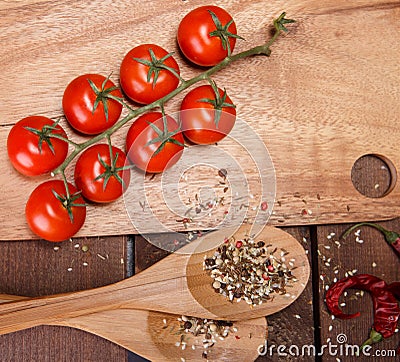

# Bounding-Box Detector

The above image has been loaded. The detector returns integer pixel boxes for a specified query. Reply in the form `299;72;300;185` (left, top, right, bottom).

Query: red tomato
126;112;184;173
25;180;86;242
62;74;123;135
177;6;239;66
74;144;131;203
120;44;180;105
7;116;69;176
180;84;236;144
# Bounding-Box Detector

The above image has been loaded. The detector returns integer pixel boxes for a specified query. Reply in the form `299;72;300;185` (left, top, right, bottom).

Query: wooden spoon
0;294;267;361
0;225;309;335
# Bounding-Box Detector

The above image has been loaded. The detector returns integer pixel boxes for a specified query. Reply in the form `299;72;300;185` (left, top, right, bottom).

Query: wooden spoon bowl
0;294;267;361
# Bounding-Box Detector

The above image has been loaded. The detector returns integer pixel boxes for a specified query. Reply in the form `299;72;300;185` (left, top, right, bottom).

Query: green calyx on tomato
198;79;236;127
133;49;181;88
208;10;244;56
24;119;65;155
145;113;185;156
51;187;87;223
87;74;123;122
94;151;130;190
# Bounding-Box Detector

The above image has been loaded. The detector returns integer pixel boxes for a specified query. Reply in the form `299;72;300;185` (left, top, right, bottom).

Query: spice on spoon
325;274;400;350
203;236;296;306
173;315;235;360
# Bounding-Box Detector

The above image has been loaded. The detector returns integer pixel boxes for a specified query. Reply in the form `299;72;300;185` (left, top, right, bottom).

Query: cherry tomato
25;180;86;242
177;6;239;66
120;44;180;105
74;144;131;203
126;112;184;173
62;74;123;135
180;84;236;144
7;116;69;176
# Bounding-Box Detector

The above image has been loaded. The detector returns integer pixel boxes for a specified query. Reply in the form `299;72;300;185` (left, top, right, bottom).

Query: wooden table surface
1;0;399;361
0;158;399;361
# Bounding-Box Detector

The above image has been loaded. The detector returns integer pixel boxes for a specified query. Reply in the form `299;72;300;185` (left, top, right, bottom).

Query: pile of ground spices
203;236;297;306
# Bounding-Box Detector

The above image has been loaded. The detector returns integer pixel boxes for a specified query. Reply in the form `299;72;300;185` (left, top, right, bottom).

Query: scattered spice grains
171;315;236;360
203;236;297;306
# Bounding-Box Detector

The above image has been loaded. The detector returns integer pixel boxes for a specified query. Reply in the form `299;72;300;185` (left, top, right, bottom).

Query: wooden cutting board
1;0;399;240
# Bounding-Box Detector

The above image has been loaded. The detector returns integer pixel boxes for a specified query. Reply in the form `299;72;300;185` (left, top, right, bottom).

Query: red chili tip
236;241;243;248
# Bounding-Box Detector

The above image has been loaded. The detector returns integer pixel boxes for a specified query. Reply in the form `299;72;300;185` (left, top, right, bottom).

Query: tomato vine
51;12;295;178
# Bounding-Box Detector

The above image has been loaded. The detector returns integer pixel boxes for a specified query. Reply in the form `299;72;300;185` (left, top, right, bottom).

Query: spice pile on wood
204;236;297;306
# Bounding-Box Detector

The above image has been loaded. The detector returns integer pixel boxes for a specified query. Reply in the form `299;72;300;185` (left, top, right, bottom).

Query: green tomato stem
51;12;292;176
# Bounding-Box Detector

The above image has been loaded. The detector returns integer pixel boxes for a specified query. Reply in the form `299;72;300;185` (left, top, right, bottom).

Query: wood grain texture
0;235;128;362
1;0;400;239
0;294;267;362
0;226;309;335
316;220;400;361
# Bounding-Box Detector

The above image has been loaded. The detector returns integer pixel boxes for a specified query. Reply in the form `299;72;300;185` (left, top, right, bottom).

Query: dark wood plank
317;220;400;361
0;236;128;362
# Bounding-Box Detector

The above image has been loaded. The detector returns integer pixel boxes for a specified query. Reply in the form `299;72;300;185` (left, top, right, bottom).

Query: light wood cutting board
1;0;399;240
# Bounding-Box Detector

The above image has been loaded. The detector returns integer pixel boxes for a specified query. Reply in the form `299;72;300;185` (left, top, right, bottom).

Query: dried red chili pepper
326;274;400;349
342;222;400;258
388;282;400;300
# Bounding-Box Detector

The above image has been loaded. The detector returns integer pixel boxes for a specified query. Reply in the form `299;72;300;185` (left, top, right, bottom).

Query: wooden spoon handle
0;286;124;334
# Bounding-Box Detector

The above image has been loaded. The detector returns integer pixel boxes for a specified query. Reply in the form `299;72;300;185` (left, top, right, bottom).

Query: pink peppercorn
267;265;274;272
261;201;268;211
236;240;243;248
262;273;270;281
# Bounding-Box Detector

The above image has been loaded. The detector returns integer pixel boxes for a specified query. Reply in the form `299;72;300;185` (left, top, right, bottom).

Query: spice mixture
203;236;297;305
170;315;236;360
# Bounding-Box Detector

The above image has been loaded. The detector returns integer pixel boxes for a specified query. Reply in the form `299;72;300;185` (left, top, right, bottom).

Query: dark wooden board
0;236;128;362
317;220;400;362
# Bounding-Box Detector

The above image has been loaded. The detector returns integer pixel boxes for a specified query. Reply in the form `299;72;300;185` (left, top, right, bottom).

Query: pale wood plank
1;0;399;240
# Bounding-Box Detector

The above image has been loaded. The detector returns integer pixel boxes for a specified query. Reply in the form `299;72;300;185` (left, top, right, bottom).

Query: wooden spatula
0;226;309;336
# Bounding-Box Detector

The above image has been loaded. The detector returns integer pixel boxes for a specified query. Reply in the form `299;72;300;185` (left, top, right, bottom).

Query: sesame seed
53;246;60;251
295;314;301;319
67;267;73;272
328;325;333;331
83;262;88;267
372;262;377;268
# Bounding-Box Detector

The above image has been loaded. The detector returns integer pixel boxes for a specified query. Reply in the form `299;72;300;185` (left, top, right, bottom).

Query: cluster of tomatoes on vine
7;6;242;242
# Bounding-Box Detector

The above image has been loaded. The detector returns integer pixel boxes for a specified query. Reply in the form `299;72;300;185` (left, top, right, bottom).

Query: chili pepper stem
342;222;400;245
50;12;294;176
359;329;383;353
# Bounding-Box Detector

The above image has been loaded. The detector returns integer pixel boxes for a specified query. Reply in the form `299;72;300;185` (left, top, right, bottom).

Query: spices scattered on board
203;236;297;306
171;315;236;360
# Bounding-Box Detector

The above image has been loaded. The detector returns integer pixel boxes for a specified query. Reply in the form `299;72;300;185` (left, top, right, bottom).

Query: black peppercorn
257;241;265;247
184;321;192;330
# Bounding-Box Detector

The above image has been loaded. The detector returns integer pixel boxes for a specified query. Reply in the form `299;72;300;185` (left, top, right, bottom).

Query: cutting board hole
351;154;396;198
